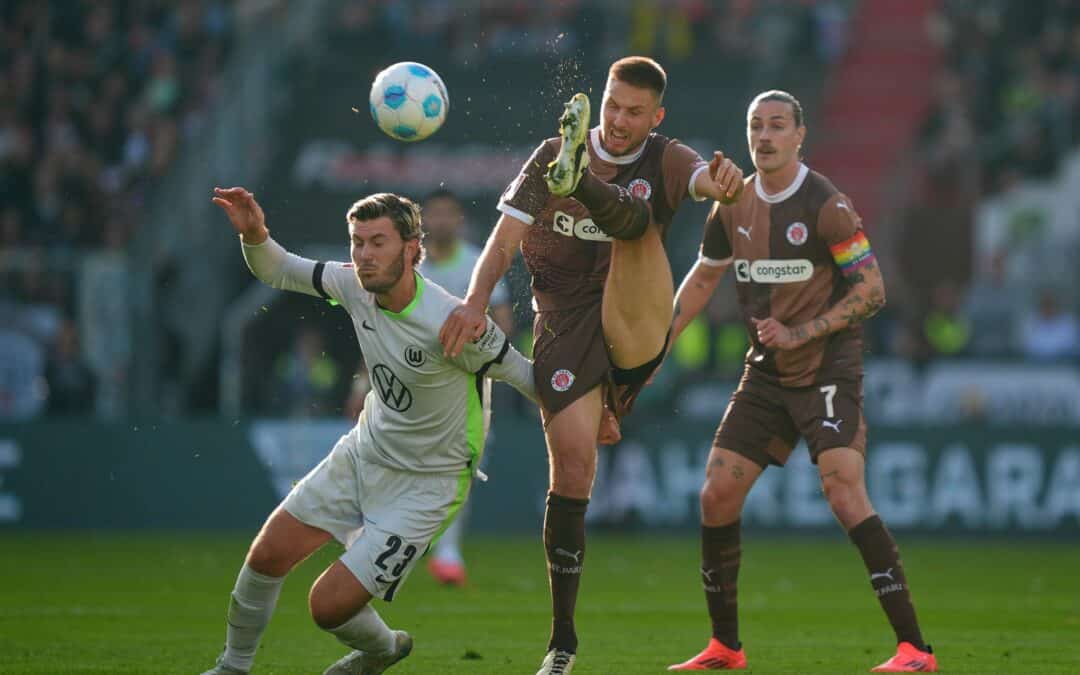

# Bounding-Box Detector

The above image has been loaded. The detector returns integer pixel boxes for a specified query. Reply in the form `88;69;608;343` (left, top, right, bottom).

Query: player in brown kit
439;57;744;674
663;90;937;672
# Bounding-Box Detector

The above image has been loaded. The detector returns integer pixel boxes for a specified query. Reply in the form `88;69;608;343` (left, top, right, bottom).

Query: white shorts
282;425;468;601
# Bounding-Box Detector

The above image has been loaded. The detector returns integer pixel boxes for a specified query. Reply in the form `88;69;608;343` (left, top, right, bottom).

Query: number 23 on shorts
373;534;418;601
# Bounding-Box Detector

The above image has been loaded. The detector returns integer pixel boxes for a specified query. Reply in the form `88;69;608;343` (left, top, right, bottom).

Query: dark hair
749;90;804;127
346;192;425;267
423;187;462;207
609;56;667;100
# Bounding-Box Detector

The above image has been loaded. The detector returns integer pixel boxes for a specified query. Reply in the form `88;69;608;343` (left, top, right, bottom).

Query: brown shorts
532;302;665;417
713;366;867;468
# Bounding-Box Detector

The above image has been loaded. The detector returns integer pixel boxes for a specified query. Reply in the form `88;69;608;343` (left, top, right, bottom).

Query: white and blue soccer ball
368;62;449;142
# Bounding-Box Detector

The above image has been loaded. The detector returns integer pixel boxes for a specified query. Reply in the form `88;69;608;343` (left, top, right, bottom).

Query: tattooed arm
645;257;731;385
754;260;886;351
672;258;730;343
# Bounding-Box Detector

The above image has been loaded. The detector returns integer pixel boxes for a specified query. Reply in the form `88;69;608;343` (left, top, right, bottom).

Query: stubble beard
357;248;408;295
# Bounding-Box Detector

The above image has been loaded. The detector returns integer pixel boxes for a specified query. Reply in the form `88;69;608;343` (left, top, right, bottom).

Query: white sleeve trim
241;235;321;298
496;201;535;225
486;342;538;403
687;164;710;202
698;254;732;268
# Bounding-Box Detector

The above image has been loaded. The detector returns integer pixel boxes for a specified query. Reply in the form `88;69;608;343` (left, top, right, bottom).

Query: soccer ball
369;62;449;142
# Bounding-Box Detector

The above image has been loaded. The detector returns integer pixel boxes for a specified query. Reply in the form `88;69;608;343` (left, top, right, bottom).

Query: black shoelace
550;650;573;674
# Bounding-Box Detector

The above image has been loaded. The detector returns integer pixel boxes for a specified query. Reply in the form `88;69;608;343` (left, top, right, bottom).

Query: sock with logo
222;563;285;671
701;520;741;650
325;604;397;655
544;491;589;653
570;171;651;240
849;515;927;651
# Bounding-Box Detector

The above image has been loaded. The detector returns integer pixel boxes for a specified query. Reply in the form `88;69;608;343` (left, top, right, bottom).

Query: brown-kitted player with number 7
662;91;937;673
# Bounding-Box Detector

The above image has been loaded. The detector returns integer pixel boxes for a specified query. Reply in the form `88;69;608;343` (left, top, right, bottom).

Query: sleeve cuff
698;254;732;267
240;234;272;248
496;201;535;225
687;164;710;202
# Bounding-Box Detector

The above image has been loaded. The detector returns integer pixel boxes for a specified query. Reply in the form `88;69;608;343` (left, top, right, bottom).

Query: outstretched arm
449;317;537;403
213;186;269;244
693;152;745;204
484;344;538;403
439;212;527;357
212;186;323;297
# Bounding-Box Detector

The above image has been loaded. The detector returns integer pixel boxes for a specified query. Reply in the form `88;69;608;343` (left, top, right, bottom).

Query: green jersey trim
428;379;483;549
380;272;425;320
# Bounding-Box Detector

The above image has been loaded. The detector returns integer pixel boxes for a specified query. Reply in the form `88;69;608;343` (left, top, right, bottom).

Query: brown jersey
498;128;708;312
701;164;866;387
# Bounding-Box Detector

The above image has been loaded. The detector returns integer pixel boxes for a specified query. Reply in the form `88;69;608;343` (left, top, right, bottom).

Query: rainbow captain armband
829;230;875;276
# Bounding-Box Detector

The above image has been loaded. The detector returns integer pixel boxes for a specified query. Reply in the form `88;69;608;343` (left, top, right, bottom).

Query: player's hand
439;300;487;357
708;151;744;204
597;406;622;446
212;186;268;244
751;317;808;351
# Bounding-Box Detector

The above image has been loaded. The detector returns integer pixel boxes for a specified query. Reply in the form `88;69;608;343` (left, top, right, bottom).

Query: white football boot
199;651;247;674
322;630;413;675
545;93;591;197
536;648;576;675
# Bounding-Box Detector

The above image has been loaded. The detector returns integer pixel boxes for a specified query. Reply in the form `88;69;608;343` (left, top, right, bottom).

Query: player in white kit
203;187;536;675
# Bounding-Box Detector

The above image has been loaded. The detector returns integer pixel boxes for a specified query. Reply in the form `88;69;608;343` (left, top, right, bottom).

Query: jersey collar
591;127;648;165
754;162;809;204
379;271;425;319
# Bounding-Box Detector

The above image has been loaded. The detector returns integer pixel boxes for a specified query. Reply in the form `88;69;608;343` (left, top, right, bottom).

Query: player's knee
245;539;291;578
550;449;596;497
309;582;357;630
551;471;593;498
822;477;870;525
822;475;845;505
700;478;742;522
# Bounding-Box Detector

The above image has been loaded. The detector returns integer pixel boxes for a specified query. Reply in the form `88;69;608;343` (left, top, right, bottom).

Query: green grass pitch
0;532;1077;673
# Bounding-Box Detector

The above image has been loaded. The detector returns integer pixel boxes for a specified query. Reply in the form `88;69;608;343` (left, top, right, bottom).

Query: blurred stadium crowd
1;0;1077;421
335;0;851;65
1;0;233;417
892;0;1080;361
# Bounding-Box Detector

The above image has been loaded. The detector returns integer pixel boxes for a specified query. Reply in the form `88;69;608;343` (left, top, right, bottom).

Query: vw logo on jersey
551;369;575;392
628;178;652;200
786;221;809;246
403;345;426;367
372;364;412;412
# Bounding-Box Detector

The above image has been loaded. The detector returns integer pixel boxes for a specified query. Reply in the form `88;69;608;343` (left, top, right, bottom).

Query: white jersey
420;241;509;307
242;237;535;476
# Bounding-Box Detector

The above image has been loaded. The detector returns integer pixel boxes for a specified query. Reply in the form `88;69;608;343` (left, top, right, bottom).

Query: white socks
222;563;285;671
220;563;394;670
326;604;396;654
